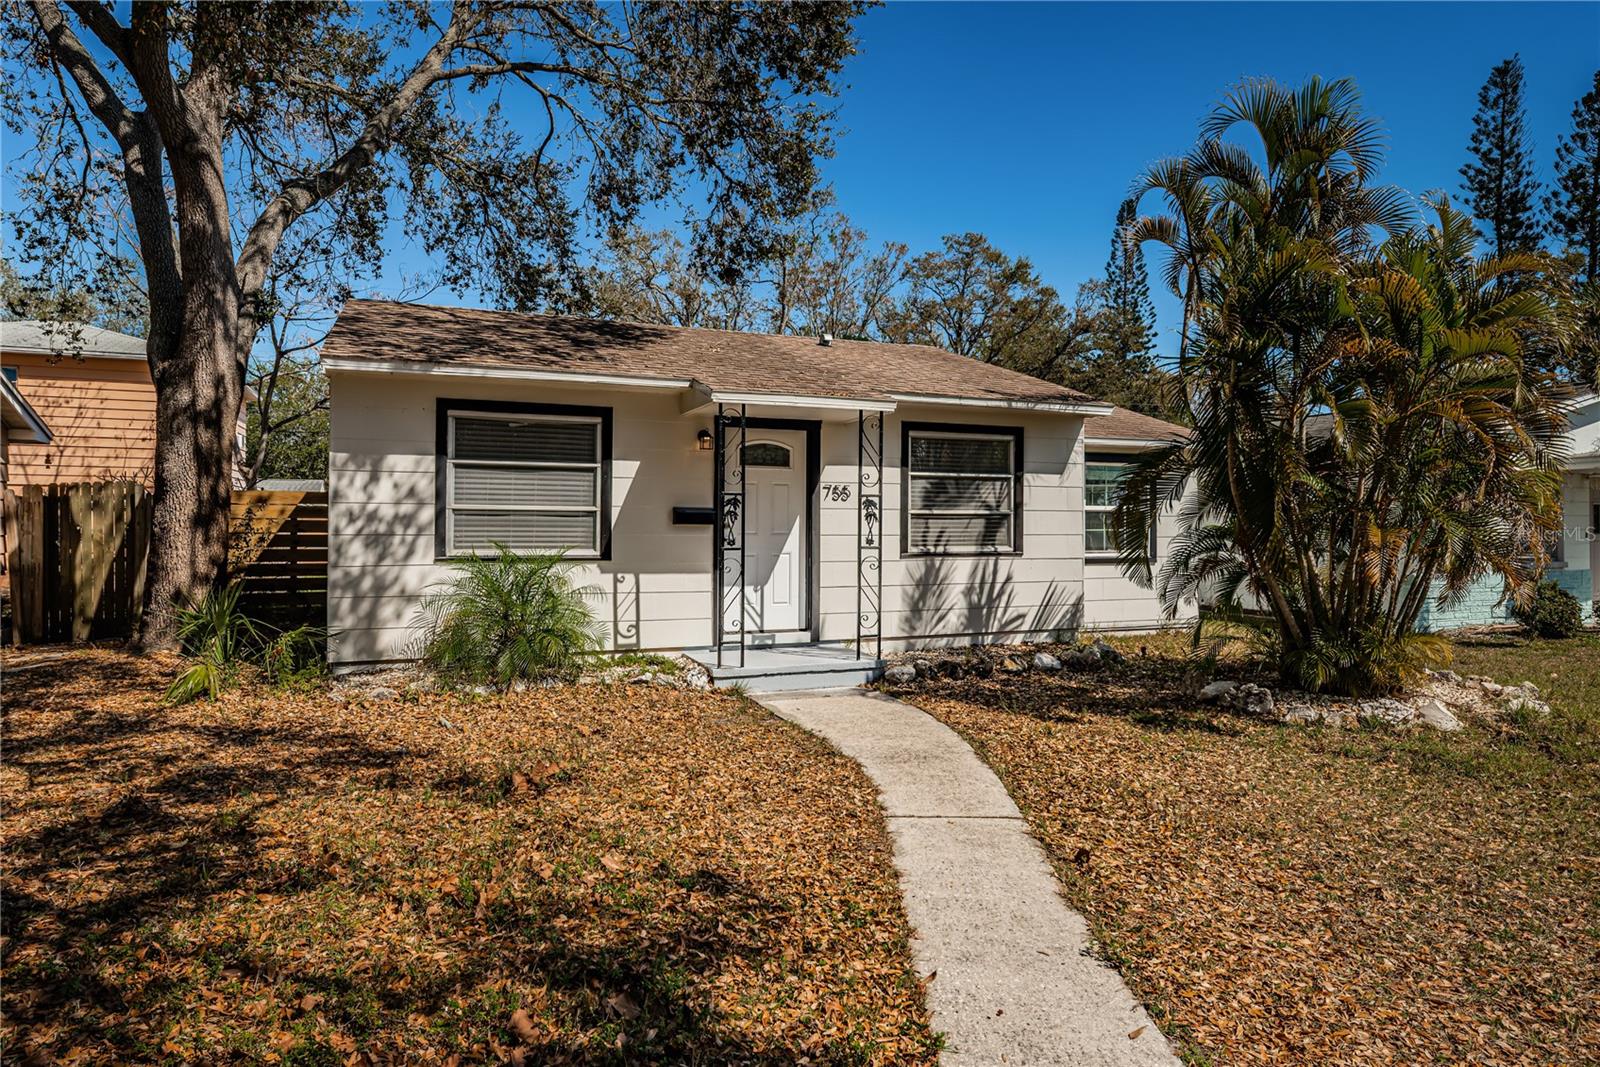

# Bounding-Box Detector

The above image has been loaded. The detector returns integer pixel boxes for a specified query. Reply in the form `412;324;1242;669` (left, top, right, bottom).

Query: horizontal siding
3;354;157;487
328;375;1205;662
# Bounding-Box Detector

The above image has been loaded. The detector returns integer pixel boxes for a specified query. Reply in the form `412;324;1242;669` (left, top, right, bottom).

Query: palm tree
1117;80;1571;695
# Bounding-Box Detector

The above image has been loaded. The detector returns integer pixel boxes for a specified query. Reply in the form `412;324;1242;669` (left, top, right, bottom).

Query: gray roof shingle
0;320;147;359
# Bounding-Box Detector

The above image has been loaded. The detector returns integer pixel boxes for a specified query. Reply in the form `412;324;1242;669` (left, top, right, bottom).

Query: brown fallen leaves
1;647;938;1065
896;635;1600;1067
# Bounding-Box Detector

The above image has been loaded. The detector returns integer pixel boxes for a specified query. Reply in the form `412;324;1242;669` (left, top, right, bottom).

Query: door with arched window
741;431;806;631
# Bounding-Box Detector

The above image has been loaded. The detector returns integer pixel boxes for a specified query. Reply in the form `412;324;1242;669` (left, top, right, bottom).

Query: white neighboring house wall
325;370;1117;666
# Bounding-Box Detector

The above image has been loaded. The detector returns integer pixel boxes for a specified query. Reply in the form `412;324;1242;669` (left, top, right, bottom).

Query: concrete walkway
759;689;1178;1067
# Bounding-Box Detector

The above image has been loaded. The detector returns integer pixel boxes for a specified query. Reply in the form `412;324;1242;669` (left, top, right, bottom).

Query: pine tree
1461;55;1544;256
1548;71;1600;283
1100;198;1158;359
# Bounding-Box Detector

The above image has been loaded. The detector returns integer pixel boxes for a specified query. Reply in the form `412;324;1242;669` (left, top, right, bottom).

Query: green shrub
261;624;328;687
167;584;260;703
1513;580;1583;639
412;546;605;688
167;584;327;703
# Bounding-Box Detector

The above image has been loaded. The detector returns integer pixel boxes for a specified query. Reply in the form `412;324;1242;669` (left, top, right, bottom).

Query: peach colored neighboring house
0;372;53;595
1;320;159;486
1;371;53;490
0;320;248;489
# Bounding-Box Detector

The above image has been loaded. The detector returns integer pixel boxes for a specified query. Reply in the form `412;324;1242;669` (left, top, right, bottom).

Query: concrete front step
684;644;884;693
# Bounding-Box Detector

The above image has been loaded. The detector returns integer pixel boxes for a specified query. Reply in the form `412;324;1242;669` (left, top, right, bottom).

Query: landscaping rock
1199;680;1237;702
679;661;713;690
1281;704;1345;726
1032;651;1062;672
1358;699;1417;727
1224;682;1274;717
1091;639;1126;665
1414;698;1463;732
1506;694;1551;717
882;663;918;685
1061;646;1103;670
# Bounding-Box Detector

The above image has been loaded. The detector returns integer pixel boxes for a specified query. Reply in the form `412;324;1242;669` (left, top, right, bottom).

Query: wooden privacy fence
229;489;329;630
4;481;151;643
3;482;327;645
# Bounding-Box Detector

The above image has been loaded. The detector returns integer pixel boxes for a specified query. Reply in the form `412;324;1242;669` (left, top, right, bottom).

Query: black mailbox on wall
672;506;715;526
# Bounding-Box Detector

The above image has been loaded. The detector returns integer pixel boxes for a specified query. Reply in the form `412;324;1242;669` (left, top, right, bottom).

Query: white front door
742;431;807;632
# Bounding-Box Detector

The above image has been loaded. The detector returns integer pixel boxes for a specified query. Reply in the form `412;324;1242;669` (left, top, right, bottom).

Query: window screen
446;413;602;555
1085;462;1126;554
905;429;1018;553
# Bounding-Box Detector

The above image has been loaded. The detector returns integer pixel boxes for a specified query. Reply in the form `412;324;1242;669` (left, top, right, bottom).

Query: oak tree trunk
133;74;248;649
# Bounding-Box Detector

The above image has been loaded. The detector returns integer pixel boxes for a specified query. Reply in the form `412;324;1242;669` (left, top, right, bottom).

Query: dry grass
893;631;1600;1066
1;647;939;1066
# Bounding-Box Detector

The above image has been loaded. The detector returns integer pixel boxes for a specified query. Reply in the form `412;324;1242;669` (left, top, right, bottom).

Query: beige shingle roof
1084;406;1189;443
321;300;1101;407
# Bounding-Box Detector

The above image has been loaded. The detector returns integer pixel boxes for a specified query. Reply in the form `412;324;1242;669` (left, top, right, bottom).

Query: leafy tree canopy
3;0;867;642
0;257;147;336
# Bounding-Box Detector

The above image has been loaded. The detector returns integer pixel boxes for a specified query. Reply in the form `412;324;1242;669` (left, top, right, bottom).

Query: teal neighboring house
1418;392;1600;631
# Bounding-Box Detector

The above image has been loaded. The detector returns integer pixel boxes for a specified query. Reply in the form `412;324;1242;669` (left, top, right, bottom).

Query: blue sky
814;1;1600;358
4;2;1596;359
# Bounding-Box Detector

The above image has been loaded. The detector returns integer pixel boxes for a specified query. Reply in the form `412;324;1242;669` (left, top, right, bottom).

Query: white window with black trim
903;424;1022;554
1084;460;1127;556
440;404;608;557
1084;454;1158;560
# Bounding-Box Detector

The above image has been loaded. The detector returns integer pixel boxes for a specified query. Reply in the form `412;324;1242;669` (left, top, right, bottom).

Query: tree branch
235;2;485;298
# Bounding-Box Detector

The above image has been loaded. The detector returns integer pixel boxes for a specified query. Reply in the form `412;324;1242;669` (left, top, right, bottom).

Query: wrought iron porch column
857;410;883;660
713;404;747;668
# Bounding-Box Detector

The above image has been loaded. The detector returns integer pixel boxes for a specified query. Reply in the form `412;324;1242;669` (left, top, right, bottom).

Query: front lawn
892;631;1600;1066
1;648;939;1065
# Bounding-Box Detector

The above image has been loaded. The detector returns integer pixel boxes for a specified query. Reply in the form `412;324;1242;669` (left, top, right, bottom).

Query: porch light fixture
696;428;713;451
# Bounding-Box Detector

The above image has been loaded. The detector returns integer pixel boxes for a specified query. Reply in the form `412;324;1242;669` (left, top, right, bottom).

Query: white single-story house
1418;392;1600;631
322;300;1194;686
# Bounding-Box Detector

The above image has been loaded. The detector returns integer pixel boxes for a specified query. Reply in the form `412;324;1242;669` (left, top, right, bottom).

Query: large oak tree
4;0;864;644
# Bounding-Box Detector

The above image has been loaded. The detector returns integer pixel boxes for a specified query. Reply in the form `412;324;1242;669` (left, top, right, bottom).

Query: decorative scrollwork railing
857;410;883;660
712;404;748;667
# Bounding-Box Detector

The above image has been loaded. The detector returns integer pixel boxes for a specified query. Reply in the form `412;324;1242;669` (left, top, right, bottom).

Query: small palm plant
166;584;329;703
412;545;606;688
166;583;262;703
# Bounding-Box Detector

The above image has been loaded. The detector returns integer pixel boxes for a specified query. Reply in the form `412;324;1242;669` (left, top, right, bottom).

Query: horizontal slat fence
3;482;327;645
229;490;329;631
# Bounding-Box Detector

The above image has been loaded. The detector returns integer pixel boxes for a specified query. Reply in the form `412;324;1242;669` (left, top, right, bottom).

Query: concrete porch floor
683;643;885;693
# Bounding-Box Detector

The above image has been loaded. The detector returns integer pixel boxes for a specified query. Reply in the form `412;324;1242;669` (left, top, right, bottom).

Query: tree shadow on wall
901;544;1083;646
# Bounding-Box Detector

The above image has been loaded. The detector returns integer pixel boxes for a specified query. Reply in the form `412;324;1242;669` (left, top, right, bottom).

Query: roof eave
890;392;1113;416
1086;435;1188;449
682;383;896;414
1;376;53;443
1;343;146;360
321;356;692;391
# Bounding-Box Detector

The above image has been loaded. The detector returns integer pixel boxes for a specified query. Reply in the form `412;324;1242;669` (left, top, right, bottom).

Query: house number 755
822;484;852;502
